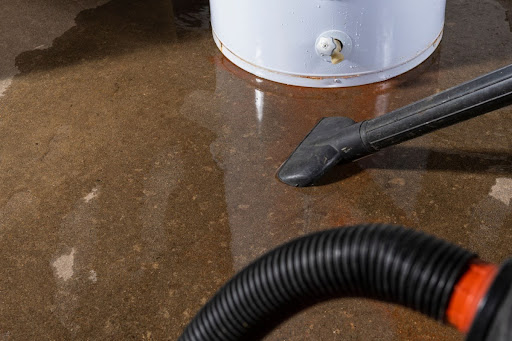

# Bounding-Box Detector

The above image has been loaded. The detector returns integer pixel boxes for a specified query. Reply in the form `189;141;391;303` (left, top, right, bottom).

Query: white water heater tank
210;0;446;88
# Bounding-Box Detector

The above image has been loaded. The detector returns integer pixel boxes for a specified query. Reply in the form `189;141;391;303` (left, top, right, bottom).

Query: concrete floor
0;0;511;340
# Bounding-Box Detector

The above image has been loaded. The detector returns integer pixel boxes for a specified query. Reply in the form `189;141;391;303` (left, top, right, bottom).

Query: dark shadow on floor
316;146;512;186
14;0;211;75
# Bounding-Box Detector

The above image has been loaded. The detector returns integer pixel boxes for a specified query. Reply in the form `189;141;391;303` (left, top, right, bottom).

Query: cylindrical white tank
210;0;446;88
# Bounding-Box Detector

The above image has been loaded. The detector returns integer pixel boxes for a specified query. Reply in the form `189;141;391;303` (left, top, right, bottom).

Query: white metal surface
210;0;446;88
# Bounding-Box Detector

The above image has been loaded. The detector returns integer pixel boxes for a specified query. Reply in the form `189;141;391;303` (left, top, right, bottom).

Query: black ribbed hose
180;224;475;340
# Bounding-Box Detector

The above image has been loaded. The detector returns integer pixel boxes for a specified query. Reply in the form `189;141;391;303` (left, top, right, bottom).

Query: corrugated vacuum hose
179;224;512;340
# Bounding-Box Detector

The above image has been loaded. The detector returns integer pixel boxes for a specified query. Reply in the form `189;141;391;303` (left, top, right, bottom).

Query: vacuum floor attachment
278;64;512;187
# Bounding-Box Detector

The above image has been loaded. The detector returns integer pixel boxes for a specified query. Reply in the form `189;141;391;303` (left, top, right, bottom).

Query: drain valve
315;30;353;65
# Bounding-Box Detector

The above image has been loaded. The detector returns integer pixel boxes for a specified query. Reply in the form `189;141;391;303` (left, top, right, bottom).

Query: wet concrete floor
0;0;511;340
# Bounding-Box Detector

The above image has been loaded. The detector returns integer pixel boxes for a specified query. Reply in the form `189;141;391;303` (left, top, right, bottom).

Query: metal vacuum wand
278;64;512;187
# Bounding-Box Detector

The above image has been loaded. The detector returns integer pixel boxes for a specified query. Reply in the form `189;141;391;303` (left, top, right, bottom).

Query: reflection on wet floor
172;0;210;29
0;0;511;340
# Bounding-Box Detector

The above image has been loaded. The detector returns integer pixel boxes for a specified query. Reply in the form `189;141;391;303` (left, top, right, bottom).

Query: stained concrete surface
0;0;511;340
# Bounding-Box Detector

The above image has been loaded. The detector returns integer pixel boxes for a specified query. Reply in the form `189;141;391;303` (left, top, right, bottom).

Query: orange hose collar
446;261;498;333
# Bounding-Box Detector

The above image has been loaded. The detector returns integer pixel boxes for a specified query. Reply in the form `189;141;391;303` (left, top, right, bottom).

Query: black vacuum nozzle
278;64;512;187
277;117;371;187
